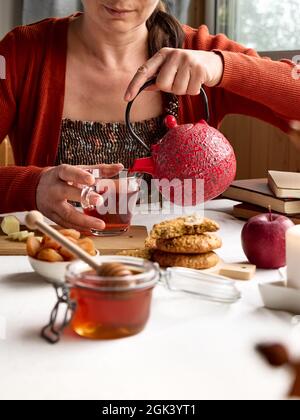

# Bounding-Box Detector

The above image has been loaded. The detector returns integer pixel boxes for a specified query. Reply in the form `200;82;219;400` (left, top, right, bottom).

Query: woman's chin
95;19;141;34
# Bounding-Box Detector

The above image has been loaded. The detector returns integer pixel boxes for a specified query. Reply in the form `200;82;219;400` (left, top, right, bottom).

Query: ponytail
146;0;185;57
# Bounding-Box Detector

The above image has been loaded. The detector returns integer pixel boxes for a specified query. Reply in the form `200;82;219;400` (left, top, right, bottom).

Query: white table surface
0;199;299;400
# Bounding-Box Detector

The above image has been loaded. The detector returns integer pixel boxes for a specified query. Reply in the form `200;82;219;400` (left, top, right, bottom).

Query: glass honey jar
41;258;240;344
42;256;160;343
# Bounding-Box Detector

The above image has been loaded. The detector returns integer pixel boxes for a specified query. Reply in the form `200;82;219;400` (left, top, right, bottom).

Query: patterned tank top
56;96;179;168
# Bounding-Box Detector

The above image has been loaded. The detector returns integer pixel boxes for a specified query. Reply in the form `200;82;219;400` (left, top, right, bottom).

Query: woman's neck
72;15;149;70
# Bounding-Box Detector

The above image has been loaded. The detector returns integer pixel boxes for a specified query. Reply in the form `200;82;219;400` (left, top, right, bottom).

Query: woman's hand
36;163;123;231
125;49;224;101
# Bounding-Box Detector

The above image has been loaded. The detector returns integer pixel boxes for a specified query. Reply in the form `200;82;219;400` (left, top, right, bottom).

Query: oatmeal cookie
152;251;220;270
156;233;222;254
150;215;219;240
144;236;157;250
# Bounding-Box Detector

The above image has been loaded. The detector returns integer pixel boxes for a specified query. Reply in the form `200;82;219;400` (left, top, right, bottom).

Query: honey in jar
66;257;159;340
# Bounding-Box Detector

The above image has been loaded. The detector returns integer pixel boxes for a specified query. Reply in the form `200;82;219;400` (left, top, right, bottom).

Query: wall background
0;0;22;39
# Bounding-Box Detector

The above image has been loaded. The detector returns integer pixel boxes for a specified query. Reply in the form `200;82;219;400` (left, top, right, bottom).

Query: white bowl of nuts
27;229;100;284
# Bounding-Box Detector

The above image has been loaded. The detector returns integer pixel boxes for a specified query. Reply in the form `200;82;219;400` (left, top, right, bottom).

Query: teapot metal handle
125;78;210;153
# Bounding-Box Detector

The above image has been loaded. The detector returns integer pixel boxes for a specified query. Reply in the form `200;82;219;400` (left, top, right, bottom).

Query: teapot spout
129;157;155;176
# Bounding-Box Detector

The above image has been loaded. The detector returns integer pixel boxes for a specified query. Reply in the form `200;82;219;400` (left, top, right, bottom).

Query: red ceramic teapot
126;79;236;205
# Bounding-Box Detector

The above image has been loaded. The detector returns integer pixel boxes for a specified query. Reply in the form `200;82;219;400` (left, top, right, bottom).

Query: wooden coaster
218;263;256;281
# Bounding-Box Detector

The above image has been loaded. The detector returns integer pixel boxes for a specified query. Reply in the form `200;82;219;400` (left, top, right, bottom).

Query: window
170;0;191;24
22;0;83;24
214;0;299;58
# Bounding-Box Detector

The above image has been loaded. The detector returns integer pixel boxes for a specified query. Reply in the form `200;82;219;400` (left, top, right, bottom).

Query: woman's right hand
36;163;124;231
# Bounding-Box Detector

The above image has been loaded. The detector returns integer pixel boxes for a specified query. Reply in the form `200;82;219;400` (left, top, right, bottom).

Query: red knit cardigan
0;16;299;213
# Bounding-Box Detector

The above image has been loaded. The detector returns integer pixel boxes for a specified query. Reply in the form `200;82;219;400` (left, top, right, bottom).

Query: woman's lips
103;5;134;18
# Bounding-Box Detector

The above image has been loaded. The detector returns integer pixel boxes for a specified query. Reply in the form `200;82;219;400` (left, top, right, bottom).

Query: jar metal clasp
41;285;76;344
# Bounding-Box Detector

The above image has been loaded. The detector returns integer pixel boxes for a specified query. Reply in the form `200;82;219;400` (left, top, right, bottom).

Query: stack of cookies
118;215;222;271
149;215;222;270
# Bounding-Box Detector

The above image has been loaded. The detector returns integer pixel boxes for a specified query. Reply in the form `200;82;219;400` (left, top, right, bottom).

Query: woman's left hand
125;49;224;101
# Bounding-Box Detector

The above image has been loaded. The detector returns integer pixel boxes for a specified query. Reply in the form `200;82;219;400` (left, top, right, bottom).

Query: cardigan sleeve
0;31;17;141
184;26;300;130
0;30;44;213
0;166;44;213
215;50;300;125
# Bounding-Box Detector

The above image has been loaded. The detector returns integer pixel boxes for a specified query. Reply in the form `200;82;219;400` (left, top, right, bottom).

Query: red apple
241;212;294;269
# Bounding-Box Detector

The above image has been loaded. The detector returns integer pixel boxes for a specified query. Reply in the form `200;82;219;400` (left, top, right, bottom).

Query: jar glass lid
162;267;241;304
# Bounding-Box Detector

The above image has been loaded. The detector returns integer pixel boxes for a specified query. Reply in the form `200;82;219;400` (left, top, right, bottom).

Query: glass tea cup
81;169;142;236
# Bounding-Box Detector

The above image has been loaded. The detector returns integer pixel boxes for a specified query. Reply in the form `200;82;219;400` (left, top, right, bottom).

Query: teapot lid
164;115;178;129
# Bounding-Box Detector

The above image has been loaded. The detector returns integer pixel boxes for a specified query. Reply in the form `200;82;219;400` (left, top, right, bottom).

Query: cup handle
81;186;95;210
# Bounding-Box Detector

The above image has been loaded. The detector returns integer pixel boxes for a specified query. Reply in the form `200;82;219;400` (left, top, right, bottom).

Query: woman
0;0;299;231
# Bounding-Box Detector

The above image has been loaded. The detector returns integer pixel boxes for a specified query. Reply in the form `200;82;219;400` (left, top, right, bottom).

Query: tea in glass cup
81;170;142;236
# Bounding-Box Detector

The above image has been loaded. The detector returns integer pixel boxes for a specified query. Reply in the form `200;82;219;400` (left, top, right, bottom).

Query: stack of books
222;171;300;224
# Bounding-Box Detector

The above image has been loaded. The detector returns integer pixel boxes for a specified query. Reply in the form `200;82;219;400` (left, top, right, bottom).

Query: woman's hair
146;0;185;57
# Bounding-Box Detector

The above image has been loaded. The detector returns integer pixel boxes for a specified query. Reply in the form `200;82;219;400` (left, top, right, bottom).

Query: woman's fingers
155;59;178;93
78;163;124;178
50;213;95;233
125;50;168;101
156;51;200;96
125;49;224;99
172;64;191;96
99;163;124;177
54;203;105;231
58;163;124;189
187;65;204;96
58;164;95;186
58;182;102;205
59;183;83;202
36;164;119;232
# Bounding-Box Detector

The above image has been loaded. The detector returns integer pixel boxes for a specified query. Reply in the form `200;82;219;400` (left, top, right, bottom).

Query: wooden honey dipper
97;263;133;277
25;211;133;277
97;263;136;288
